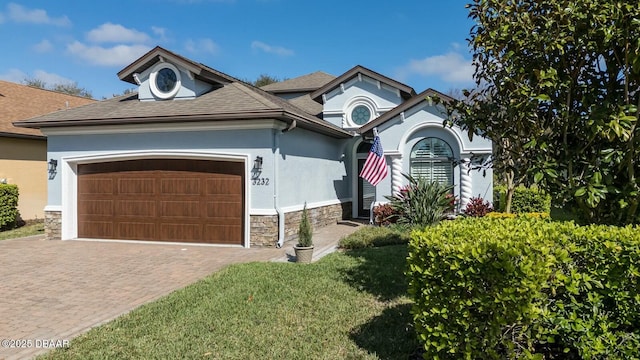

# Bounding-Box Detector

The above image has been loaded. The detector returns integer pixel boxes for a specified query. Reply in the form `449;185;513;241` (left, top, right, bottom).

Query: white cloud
151;26;168;41
397;51;474;84
66;42;151;67
6;3;70;26
185;38;219;55
32;70;74;85
87;23;150;44
0;68;73;86
251;41;294;57
0;68;28;83
32;39;53;53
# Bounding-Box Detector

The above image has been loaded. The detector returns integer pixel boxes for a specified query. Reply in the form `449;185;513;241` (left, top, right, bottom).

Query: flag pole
373;127;379;137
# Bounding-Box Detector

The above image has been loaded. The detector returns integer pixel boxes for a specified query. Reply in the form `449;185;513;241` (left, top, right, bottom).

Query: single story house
15;46;492;247
0;80;94;221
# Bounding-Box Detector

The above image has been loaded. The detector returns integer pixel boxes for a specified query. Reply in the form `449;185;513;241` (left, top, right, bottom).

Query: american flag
359;133;388;186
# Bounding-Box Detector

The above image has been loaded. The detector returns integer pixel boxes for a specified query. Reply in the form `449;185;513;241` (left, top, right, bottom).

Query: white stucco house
15;46;492;247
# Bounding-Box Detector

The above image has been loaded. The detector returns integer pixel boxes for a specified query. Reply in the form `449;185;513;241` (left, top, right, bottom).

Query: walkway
0;221;362;359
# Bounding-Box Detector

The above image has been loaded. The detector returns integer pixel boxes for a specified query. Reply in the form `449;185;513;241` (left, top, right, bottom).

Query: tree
22;77;47;89
51;82;92;99
445;0;640;224
246;74;283;87
22;77;93;99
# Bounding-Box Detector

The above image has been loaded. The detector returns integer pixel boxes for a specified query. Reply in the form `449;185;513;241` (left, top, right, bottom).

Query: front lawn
0;221;44;240
39;244;417;359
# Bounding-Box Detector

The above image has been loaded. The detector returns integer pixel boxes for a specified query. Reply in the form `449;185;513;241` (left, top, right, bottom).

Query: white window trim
149;62;181;99
344;96;378;128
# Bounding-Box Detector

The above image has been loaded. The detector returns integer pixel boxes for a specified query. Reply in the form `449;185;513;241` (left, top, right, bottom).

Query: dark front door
357;158;376;218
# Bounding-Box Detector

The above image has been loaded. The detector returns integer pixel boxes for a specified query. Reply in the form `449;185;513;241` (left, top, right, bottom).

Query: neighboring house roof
15;47;353;139
260;71;336;93
0;80;95;139
310;65;417;103
358;88;454;135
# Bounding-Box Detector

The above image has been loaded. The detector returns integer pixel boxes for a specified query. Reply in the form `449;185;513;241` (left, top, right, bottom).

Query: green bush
338;225;411;249
494;185;551;213
407;217;640;359
0;184;19;230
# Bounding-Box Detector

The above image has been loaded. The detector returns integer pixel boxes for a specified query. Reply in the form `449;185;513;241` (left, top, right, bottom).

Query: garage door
77;159;244;245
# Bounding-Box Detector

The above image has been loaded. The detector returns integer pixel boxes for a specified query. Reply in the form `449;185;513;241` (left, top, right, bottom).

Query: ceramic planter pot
294;245;314;263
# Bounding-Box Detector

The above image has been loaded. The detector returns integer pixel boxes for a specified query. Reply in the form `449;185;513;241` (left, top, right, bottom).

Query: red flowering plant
372;203;399;226
463;196;493;217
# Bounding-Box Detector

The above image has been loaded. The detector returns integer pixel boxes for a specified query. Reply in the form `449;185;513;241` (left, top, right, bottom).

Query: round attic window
351;105;371;125
149;63;181;99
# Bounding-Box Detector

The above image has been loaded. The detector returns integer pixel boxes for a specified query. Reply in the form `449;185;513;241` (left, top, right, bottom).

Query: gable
308;66;416;131
320;73;408;130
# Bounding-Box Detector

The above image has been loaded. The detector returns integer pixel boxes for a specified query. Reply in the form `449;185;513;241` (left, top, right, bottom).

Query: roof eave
14;110;353;139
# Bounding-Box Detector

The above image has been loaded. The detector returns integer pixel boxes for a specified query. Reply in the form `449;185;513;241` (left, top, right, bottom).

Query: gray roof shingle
261;71;335;93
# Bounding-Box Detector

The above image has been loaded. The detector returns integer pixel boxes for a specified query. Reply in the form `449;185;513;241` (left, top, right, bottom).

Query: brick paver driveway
0;236;282;360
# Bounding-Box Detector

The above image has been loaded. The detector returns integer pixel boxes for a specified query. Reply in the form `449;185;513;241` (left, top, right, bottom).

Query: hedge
494;185;551;213
0;184;19;230
407;217;640;359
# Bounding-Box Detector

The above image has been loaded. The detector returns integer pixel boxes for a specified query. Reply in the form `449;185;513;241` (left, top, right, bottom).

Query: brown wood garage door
77;159;244;245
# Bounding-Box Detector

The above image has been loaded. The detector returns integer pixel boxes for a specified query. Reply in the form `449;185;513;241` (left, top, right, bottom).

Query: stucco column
387;152;403;195
460;157;473;211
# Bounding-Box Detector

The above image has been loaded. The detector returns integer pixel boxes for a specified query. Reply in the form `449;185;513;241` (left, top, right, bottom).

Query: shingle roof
310;65;416;103
0;80;95;138
15;47;353;139
260;71;336;93
358;88;454;135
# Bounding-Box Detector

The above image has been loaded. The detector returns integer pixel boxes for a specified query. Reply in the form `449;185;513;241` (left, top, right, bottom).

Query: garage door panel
77;159;244;245
207;202;242;218
79;221;113;238
118;178;155;195
116;200;156;217
160;223;202;242
160;178;201;195
204;225;241;243
160;201;200;218
79;179;113;194
79;200;114;216
207;178;242;194
118;222;157;240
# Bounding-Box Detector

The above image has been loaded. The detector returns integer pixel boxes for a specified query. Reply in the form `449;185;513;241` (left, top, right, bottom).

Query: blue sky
0;1;476;99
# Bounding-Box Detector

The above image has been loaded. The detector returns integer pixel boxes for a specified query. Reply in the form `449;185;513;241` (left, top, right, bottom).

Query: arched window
410;137;454;185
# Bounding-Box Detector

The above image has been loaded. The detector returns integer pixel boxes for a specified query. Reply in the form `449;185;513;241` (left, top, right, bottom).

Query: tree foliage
250;74;283;87
23;77;93;99
446;0;640;224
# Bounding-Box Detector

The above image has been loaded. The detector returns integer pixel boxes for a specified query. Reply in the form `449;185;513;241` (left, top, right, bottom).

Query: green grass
38;245;418;359
338;225;412;249
0;221;44;240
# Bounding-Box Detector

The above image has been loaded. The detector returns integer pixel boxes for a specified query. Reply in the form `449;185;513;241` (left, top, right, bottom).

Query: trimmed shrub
463;196;493;217
0;184;19;230
407;217;640;359
485;212;550;219
338;225;410;249
494;185;551;213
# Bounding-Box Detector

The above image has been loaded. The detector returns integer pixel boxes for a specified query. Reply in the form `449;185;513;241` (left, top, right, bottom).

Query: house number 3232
252;178;269;186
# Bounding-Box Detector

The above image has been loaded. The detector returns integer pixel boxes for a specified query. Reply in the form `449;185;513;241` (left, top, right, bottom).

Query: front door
357;158;376;218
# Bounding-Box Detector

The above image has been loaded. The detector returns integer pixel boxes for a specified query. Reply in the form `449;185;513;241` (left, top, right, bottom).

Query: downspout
274;128;285;248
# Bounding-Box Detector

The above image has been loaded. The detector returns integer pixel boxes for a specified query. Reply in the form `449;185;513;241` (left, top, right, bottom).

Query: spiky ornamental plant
386;173;454;227
297;203;313;247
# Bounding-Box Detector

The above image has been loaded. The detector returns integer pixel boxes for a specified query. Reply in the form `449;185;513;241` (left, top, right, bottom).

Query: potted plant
294;203;313;263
